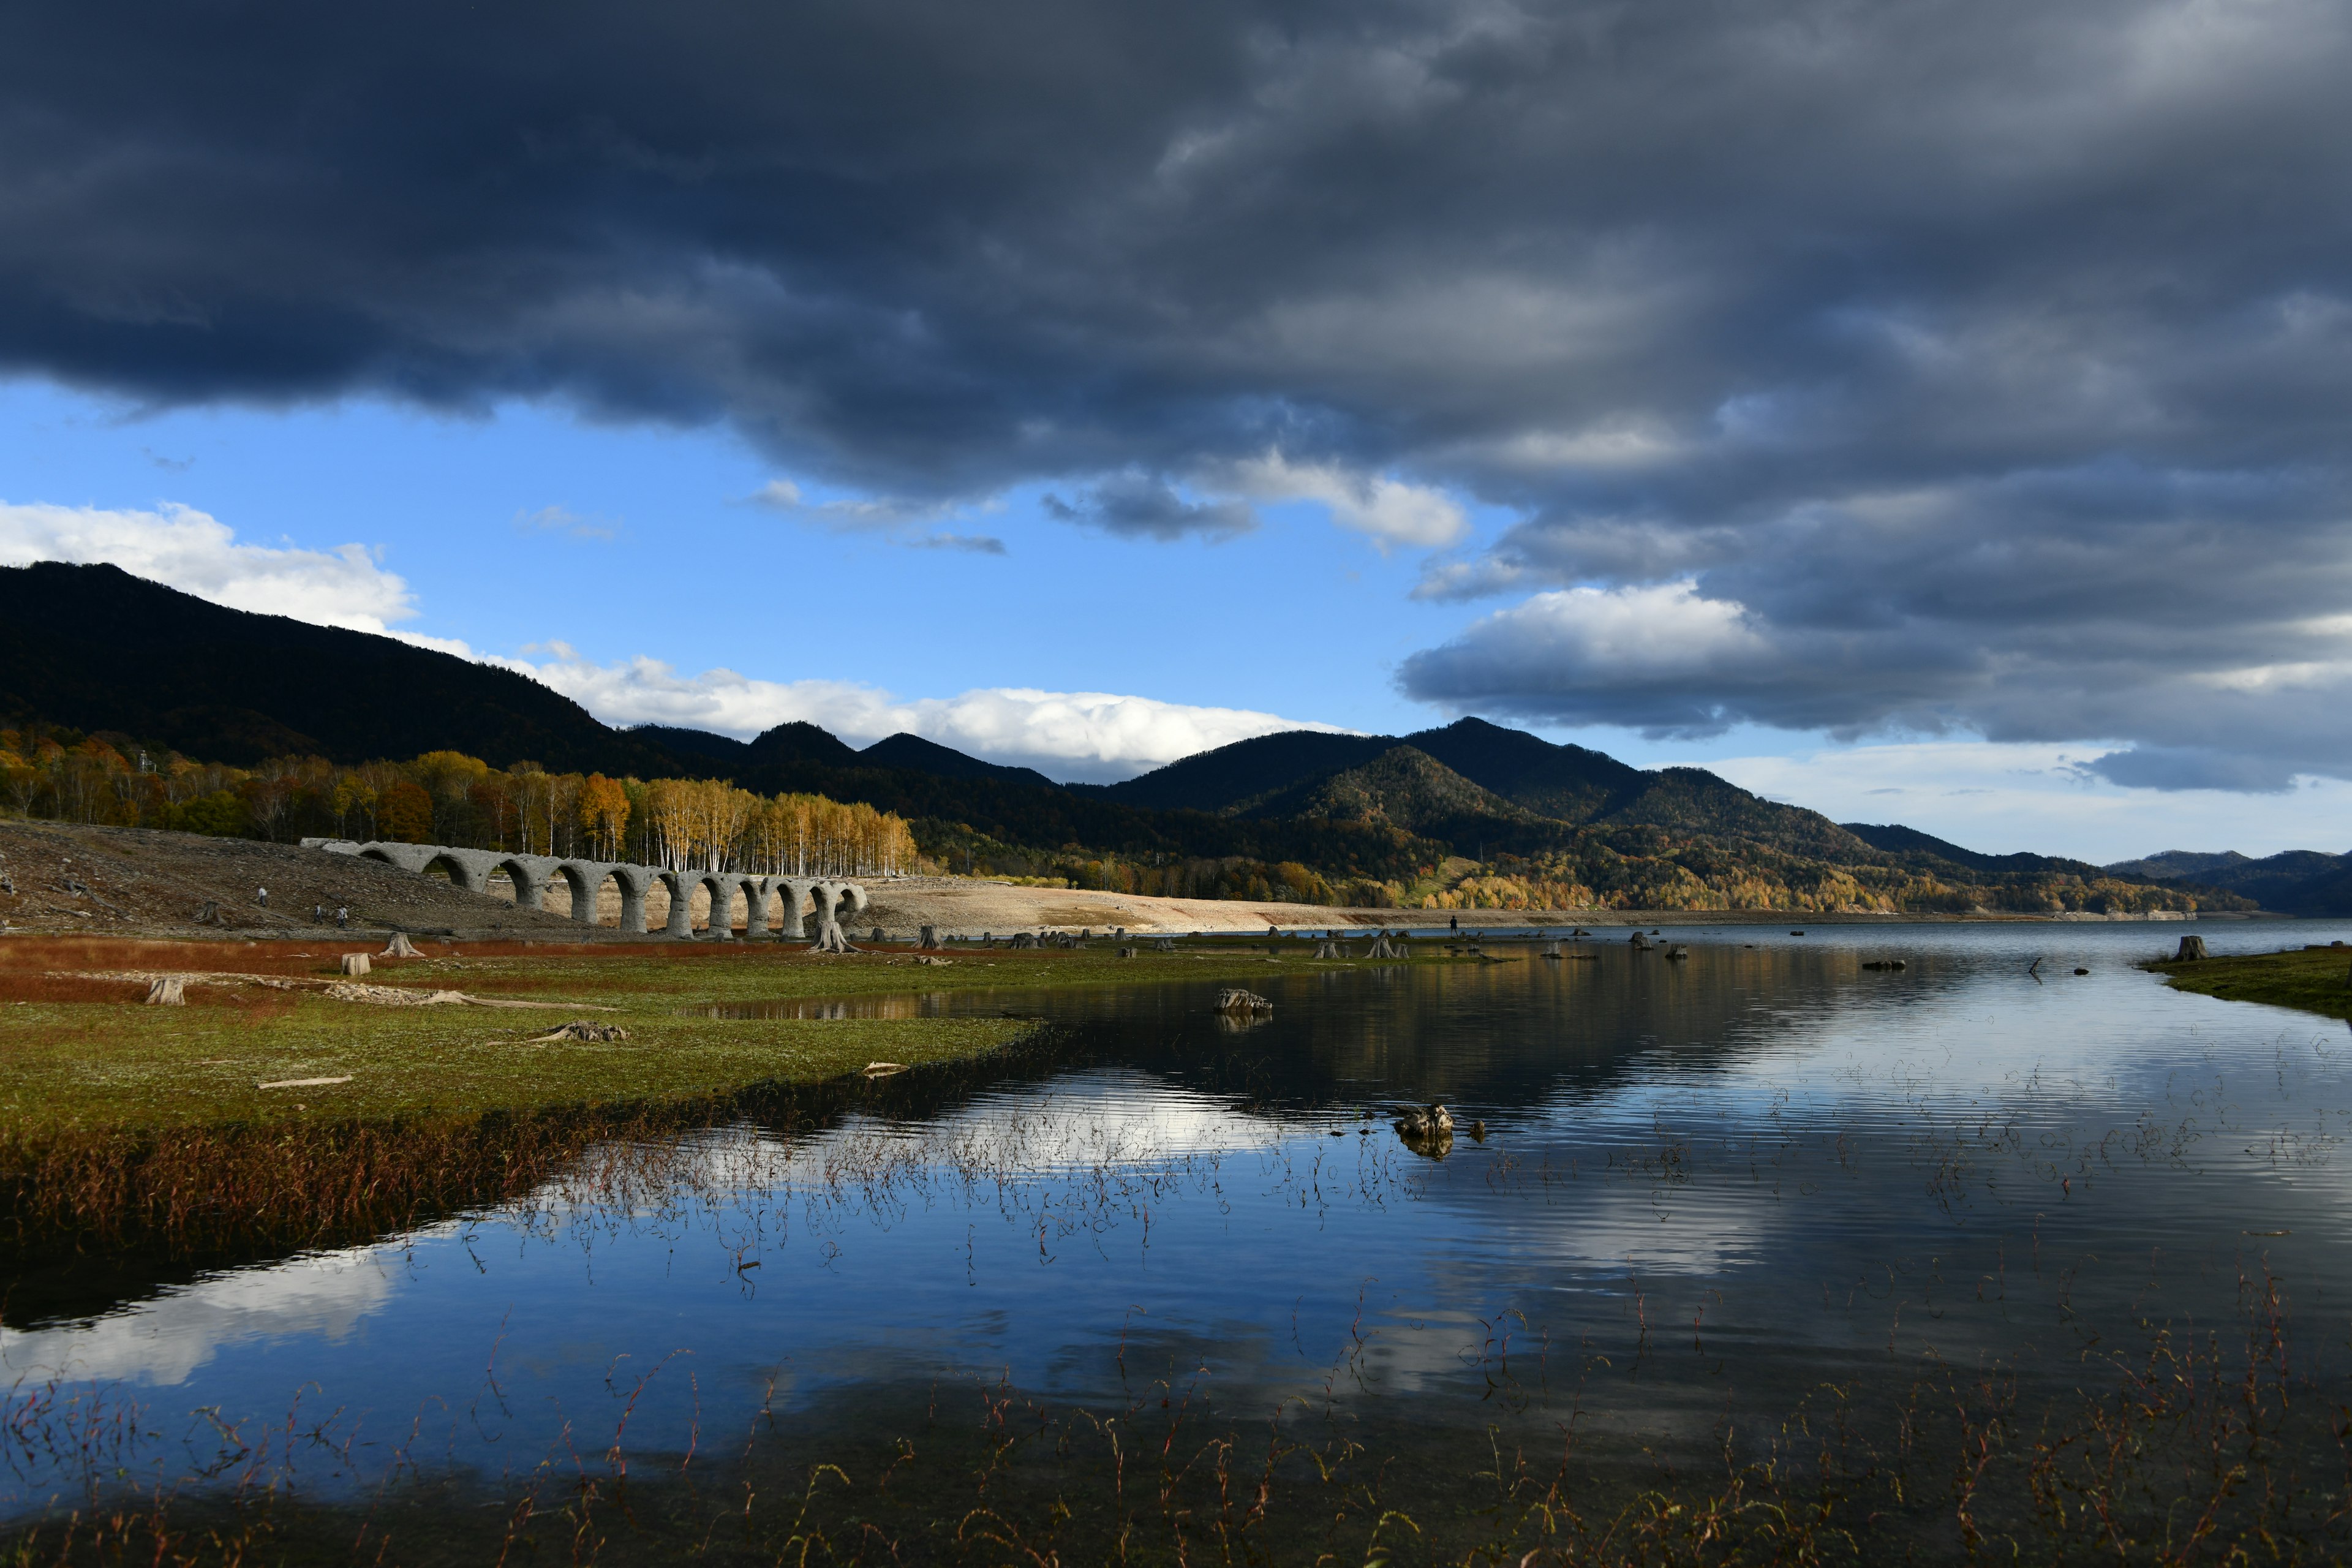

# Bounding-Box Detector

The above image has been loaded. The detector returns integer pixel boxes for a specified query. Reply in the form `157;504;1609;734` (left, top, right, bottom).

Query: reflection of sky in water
9;921;2352;1507
2;1243;402;1385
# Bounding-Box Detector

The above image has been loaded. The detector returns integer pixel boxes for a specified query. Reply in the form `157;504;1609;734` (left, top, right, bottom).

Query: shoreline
854;877;2280;936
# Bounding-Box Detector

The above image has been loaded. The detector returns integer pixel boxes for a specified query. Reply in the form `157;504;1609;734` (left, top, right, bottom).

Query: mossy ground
0;933;1448;1136
2150;943;2352;1022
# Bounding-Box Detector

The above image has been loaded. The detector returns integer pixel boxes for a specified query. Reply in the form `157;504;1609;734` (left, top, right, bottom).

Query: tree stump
143;977;185;1006
809;921;858;954
2174;935;2209;961
919;925;939;949
380;932;422;959
340;952;371;977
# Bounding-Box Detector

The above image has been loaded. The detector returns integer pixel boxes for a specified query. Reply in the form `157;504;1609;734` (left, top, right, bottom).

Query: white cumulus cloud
0;499;419;633
513;646;1350;782
1425;579;1765;678
1224;451;1468;549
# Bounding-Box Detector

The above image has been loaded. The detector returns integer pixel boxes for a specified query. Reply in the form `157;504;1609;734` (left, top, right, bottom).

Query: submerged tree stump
2174;935;2209;961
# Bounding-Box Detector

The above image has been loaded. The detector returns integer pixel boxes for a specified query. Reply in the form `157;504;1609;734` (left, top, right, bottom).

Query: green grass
2149;944;2352;1022
0;935;1464;1254
0;936;1453;1136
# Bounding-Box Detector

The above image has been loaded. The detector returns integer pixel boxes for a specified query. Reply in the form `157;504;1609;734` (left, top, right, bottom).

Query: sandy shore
854;878;2260;935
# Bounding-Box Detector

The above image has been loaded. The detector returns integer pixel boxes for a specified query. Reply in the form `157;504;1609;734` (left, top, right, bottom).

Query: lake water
9;920;2352;1559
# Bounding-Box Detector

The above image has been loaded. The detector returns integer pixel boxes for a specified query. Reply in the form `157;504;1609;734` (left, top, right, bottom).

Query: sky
2;0;2350;865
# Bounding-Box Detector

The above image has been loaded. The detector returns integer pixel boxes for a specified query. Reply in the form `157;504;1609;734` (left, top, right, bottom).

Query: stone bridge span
303;839;867;941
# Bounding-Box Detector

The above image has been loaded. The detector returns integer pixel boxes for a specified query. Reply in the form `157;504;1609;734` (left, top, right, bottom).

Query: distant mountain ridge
2107;848;2352;916
0;561;2312;913
1107;716;1874;860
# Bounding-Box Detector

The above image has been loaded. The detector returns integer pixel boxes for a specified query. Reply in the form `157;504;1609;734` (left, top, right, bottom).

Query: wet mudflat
9;921;2352;1562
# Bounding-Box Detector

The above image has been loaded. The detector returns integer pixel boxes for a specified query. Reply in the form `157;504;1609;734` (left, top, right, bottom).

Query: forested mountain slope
0;562;2274;913
0;562;680;776
2109;848;2352;916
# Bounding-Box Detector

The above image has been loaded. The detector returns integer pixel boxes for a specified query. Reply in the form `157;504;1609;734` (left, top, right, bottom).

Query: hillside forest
0;720;2247;914
0;725;918;879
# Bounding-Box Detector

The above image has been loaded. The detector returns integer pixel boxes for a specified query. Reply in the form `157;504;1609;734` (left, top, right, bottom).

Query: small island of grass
2149;942;2352;1022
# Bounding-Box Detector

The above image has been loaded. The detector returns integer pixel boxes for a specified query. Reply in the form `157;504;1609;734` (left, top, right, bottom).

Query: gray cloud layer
4;0;2349;786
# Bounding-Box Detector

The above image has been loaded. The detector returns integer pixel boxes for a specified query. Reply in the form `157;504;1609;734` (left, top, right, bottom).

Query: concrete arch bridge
304;839;867;943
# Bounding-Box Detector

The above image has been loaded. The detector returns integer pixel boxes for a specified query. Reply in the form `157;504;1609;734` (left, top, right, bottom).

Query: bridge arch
419;849;491;895
552;861;605;924
488;855;551;911
307;839;860;940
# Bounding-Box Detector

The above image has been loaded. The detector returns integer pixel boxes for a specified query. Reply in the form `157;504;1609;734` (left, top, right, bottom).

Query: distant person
1449;914;1458;930
313;903;325;923
336;907;348;928
257;886;268;908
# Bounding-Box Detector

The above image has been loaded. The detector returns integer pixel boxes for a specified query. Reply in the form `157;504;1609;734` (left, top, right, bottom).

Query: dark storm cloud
6;0;2352;785
1042;473;1257;541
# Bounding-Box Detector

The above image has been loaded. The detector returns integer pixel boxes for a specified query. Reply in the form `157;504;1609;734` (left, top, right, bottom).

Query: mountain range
2103;849;2352;917
0;560;2321;913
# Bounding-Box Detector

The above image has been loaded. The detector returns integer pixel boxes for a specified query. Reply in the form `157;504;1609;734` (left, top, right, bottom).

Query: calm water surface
9;920;2352;1553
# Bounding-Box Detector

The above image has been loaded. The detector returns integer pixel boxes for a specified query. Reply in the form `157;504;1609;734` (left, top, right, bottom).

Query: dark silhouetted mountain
1401;717;1649;821
858;733;1060;789
627;725;752;764
1246;746;1542;839
1604;768;1871;859
1847;823;2106;878
2105;850;2256;881
1096;729;1392;812
2112;848;2351;914
1109;716;1871;861
2266;864;2352;918
0;562;682;775
745;721;862;768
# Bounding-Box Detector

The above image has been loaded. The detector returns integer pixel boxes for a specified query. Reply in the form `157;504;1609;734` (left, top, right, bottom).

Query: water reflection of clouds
764;1069;1294;1180
0;1242;411;1386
